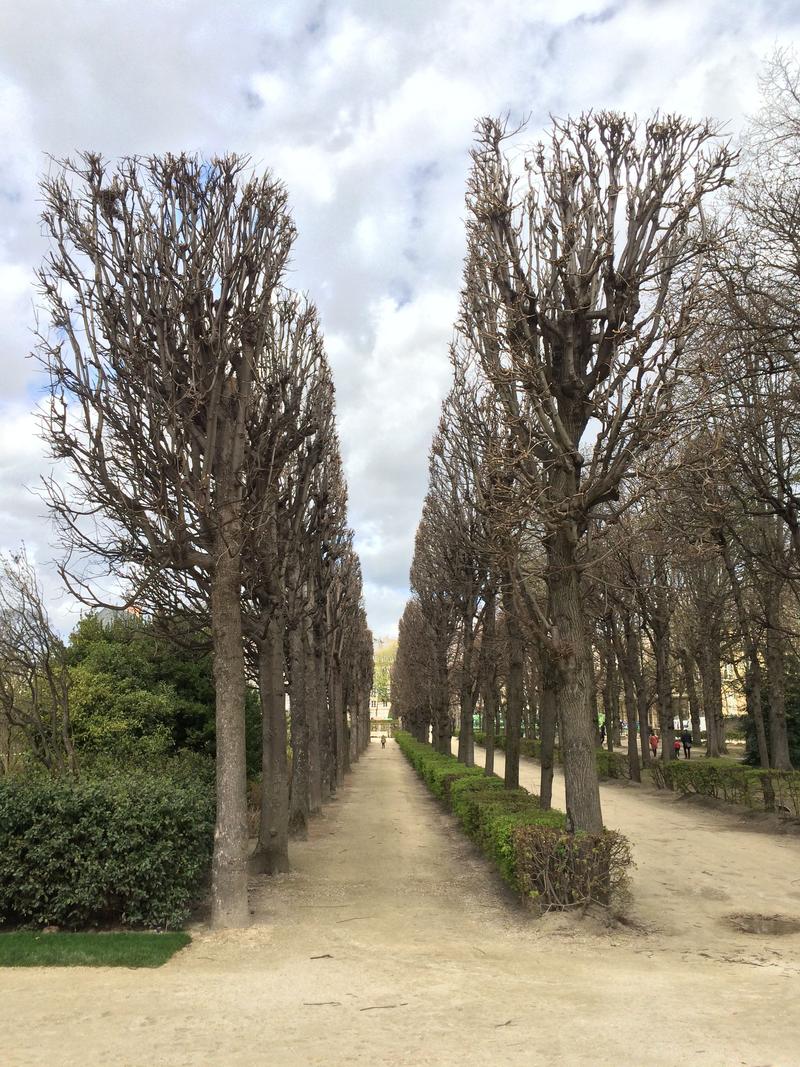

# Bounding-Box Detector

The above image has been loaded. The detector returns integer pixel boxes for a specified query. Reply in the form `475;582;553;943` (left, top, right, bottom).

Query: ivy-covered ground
2;743;798;1066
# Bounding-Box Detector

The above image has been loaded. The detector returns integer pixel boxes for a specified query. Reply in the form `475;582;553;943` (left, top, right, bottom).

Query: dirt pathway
467;742;800;952
3;743;799;1066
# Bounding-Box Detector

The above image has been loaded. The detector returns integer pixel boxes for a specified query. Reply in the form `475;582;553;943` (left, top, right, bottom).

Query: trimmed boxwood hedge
0;763;214;929
472;730;630;780
651;757;800;817
396;732;631;909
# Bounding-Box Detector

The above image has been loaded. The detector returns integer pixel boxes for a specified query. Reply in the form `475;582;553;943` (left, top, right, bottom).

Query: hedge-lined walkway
3;743;798;1066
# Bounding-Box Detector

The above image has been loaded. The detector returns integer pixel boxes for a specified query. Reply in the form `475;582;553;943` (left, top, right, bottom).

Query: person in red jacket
649;729;659;759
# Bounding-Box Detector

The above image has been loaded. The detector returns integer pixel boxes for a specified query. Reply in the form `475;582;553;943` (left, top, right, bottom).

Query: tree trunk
288;618;310;837
614;615;641;783
698;631;725;757
254;610;290;873
457;611;475;767
746;650;771;771
482;589;498;777
652;618;676;763
678;648;702;750
330;660;346;787
305;617;323;814
625;620;651;766
209;530;249;927
502;577;523;790
718;530;770;768
548;529;603;832
765;593;793;770
539;648;557;807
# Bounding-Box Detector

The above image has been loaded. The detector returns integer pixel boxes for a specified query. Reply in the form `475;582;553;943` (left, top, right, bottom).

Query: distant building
96;605;142;628
370;635;396;738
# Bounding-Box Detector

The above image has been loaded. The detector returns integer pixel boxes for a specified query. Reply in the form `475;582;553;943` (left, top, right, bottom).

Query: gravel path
2;742;799;1066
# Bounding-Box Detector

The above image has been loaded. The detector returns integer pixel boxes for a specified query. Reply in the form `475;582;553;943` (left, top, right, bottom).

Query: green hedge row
472;731;630;780
651;758;800;817
397;732;631;909
0;764;215;929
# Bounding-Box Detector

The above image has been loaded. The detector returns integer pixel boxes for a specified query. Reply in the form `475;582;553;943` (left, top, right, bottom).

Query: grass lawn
0;931;191;968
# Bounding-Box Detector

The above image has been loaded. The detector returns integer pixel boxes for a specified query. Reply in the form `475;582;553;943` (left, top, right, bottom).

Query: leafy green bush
0;766;214;929
396;732;631;908
67;613;262;775
651;757;800;817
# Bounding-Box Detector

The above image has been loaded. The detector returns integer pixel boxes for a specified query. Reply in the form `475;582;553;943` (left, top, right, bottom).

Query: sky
0;0;798;639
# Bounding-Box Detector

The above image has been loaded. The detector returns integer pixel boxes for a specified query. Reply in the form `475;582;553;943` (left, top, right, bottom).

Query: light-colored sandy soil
2;742;799;1067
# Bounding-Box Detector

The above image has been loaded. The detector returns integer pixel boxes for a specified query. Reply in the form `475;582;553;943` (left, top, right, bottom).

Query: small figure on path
649;729;659;760
381;736;386;749
599;722;606;745
673;737;682;759
681;727;693;759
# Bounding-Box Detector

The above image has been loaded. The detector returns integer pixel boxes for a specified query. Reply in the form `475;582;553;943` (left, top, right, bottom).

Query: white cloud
0;0;798;637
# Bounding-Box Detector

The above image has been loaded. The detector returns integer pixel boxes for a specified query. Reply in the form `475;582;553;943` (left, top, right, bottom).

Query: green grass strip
0;930;191;968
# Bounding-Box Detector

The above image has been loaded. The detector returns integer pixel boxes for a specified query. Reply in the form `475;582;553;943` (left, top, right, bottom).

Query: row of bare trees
31;153;372;928
393;55;800;833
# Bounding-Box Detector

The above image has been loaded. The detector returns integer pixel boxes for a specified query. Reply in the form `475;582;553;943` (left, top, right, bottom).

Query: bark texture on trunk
548;529;603;833
698;631;725;757
765;591;793;770
255;610;290;873
210;530;249;928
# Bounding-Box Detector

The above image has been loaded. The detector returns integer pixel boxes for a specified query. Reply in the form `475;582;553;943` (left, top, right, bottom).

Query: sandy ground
2;743;800;1067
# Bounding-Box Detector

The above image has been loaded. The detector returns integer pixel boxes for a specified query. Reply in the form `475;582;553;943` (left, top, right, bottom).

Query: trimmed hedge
651;758;800;817
396;732;631;909
473;731;630;780
0;765;214;929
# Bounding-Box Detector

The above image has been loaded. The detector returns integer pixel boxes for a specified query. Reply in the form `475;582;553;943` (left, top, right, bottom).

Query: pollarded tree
461;113;733;831
36;153;294;927
244;294;335;871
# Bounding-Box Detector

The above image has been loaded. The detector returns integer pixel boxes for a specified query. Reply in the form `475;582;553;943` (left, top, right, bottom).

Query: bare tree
460;112;732;830
36;153;294;927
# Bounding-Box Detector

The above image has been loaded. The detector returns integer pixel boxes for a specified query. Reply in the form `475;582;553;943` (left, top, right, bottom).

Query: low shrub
396;732;631;908
651;758;800;817
594;749;631;780
0;766;214;929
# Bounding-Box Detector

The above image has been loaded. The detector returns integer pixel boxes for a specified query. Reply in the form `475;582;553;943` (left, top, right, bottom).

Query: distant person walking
381;736;386;749
649;729;659;760
680;727;693;759
674;737;682;759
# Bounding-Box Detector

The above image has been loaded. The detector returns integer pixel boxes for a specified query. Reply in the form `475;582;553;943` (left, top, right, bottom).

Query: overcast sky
0;0;798;638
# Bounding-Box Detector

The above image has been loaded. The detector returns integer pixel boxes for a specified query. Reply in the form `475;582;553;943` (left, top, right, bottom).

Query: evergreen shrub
396;732;631;908
0;765;214;929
